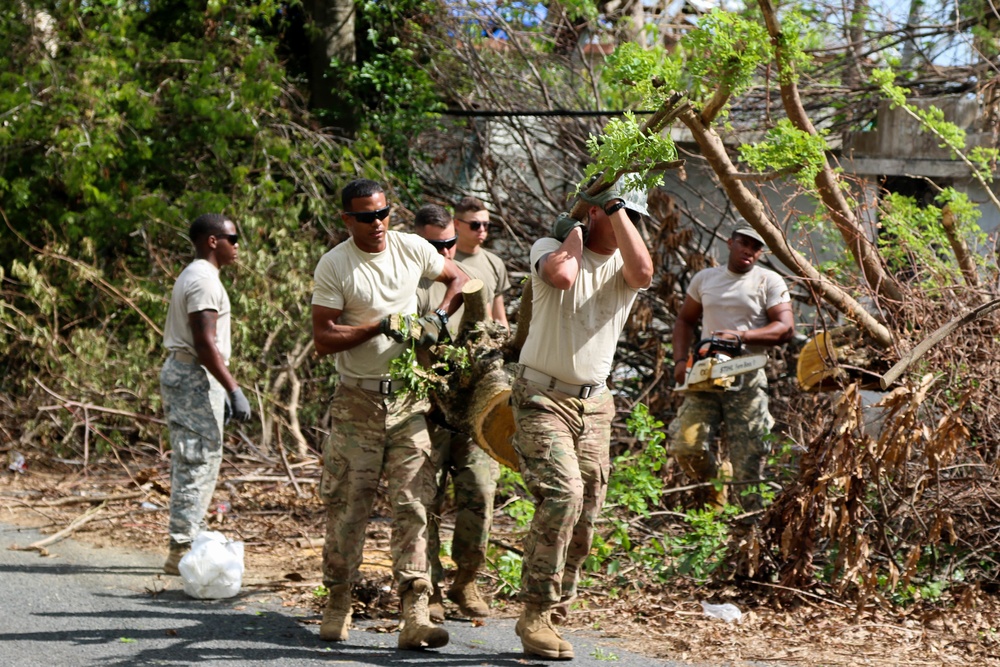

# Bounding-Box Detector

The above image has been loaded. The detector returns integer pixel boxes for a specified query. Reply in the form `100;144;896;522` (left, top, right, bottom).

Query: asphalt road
0;522;686;666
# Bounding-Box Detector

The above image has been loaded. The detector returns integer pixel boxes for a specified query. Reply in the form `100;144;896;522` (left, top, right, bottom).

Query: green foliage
582;112;677;194
872;69;1000;184
491;550;523;597
878;193;958;285
602;42;683;108
660;505;740;583
606;404;666;515
683;9;773;99
496;467;535;528
738;119;829;188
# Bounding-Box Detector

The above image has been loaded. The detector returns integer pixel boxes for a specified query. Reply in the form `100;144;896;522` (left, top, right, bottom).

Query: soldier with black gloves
510;178;654;659
310;179;466;651
160;213;252;576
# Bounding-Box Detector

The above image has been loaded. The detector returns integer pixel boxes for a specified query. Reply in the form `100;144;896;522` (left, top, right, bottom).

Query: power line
437;108;658;118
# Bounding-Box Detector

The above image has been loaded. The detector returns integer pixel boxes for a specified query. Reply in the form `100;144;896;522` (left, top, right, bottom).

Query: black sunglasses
457;219;490;231
427;235;458;251
346;205;391;224
214;233;239;244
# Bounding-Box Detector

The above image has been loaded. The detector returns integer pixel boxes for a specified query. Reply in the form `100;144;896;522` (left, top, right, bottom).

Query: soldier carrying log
510;179;654;660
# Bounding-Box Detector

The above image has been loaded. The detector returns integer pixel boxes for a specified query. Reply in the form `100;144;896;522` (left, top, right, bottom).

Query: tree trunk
757;0;904;306
303;0;356;128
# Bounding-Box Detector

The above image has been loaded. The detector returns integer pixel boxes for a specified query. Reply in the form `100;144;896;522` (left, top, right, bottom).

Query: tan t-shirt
312;231;445;378
162;259;231;362
454;248;509;301
687;265;790;350
416;262;483;339
518;238;640;386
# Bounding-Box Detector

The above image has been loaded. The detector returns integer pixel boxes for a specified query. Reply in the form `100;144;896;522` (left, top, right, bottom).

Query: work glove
552;212;588;243
579;177;623;208
415;312;444;348
380;314;420;343
226;387;252;423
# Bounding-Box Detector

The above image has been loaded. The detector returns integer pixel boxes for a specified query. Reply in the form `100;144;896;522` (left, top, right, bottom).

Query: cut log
456;278;489;340
508;279;532;355
465;366;519;471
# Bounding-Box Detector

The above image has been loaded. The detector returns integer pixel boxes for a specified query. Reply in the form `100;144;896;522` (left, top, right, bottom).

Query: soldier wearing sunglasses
413;204;500;623
510;178;654;660
453;197;510;331
311;180;467;651
160;213;252;576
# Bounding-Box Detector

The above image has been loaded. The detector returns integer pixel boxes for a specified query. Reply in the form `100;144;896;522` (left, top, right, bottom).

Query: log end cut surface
473;387;519;471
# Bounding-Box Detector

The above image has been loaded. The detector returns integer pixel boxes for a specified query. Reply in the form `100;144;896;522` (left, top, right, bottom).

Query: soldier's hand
552;213;587;243
415;312;443;348
228;387;252;422
380;314;419;343
579;176;623;208
674;360;688;386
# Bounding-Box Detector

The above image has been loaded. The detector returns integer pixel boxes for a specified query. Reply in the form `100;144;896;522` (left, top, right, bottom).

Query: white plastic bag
179;531;244;599
700;600;742;623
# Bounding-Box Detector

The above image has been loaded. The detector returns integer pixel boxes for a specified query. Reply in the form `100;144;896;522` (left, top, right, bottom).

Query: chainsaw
675;335;768;392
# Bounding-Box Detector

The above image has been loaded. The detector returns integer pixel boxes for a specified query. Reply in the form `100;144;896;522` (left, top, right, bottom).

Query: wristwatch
434;308;449;326
604;200;627;216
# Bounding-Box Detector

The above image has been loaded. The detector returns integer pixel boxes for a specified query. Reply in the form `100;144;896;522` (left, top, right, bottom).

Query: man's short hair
341;179;384;210
414;204;452;230
455;196;487;217
189;213;231;245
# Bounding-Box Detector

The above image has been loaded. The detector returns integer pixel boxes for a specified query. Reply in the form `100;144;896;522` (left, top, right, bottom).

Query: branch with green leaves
872;68;1000;215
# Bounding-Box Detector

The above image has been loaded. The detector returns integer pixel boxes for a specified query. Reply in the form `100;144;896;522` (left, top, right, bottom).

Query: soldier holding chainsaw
670;227;794;511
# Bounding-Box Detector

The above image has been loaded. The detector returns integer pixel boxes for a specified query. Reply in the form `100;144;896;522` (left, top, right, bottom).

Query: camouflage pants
160;356;226;547
668;368;773;506
511;377;615;605
427;424;500;586
320;383;437;590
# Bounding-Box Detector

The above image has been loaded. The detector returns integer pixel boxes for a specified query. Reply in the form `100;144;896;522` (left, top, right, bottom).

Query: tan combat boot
398;579;449;650
515;603;573;660
446;568;490;618
162;543;187;576
319;584;352;642
428;584;446;623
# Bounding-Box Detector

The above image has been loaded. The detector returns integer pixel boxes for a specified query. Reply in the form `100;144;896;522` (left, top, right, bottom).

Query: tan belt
339;375;405;396
518;366;606;399
169;350;198;364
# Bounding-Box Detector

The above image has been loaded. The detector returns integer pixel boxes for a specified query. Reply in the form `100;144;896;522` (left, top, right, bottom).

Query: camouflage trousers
427;423;500;586
320;383;436;590
160;356;226;547
668;368;774;507
511;377;615;605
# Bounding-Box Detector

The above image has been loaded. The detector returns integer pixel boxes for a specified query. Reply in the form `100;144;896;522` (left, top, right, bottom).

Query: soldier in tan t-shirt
160;213;252;576
413;204;501;623
310;180;467;651
511;179;654;660
453;196;509;330
669;227;794;511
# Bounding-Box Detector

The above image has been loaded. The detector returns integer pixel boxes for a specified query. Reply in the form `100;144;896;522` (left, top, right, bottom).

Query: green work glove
578;177;623;208
415;312;444;348
552;213;588;243
380;314;419;343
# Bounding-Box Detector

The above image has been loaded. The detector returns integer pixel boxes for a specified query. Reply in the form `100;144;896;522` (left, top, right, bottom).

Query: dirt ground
2;451;1000;666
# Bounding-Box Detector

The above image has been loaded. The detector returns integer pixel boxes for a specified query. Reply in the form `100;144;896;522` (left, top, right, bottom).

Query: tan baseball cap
734;227;766;246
